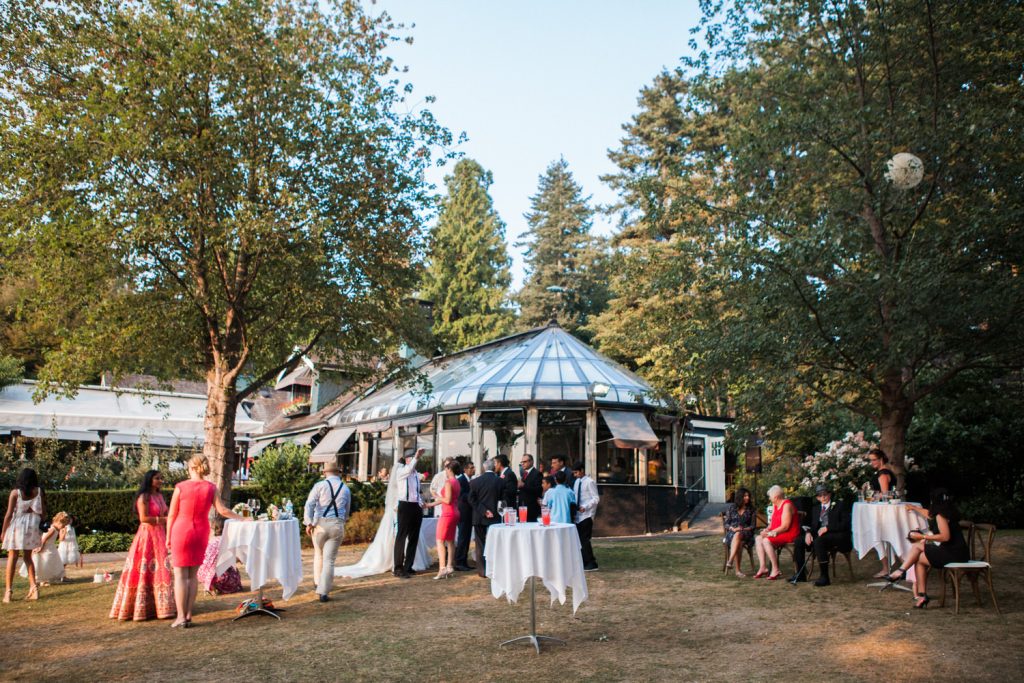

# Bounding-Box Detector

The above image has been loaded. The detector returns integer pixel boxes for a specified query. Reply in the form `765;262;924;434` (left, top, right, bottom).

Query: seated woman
724;487;755;578
753;485;799;580
887;488;968;609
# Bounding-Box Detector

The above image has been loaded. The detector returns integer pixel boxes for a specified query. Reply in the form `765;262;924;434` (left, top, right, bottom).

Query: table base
232;587;284;622
864;542;914;593
498;577;567;655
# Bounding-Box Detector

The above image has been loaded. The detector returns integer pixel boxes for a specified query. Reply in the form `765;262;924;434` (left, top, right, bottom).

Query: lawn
1;532;1021;682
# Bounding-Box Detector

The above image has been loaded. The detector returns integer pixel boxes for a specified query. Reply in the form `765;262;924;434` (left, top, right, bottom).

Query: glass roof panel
509;360;540;384
559;361;582;384
504;385;532;401
538;361;561;383
562;385;588;401
534;385;562;401
481;386;504;402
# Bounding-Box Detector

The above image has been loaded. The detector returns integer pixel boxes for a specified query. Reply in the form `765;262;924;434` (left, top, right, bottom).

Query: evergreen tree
421;158;514;351
516;159;609;339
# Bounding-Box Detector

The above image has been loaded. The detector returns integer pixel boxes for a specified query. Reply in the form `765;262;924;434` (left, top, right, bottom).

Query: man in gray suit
468;458;503;578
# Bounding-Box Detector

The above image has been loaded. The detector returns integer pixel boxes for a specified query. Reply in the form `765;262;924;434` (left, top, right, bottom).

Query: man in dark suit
791;484;852;586
518;453;543;522
551;454;574;489
468;458;503;578
453;457;475;571
495;454;518;509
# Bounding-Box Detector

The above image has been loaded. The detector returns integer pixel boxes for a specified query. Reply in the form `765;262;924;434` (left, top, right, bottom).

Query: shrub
249;443;319;507
46;489;167;533
348;479;386;512
78;531;135;554
344;508;384;545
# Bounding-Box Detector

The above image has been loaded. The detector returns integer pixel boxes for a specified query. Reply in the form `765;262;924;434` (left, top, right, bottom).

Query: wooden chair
721;512;754;573
940;522;1000;614
807;545;856;581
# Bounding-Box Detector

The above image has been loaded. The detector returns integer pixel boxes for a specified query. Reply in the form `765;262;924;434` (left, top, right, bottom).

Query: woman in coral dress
425;460;460;580
752;485;800;580
110;470;175;621
166;455;243;628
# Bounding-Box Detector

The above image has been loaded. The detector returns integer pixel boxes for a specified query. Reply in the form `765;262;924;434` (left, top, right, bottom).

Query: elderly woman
753;485;800;580
724;488;755;577
887;489;968;609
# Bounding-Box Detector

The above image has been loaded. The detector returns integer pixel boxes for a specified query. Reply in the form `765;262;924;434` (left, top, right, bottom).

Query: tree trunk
204;366;239;508
878;378;914;492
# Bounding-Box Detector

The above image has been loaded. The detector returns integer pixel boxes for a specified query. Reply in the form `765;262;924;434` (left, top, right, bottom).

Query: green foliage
347;479;386;513
420;158;515;351
344;508;384;545
77;531;135;554
0;354;21;389
516;159;609;339
44;489;166;533
599;1;1024;470
0;0;452;499
248;443;319;508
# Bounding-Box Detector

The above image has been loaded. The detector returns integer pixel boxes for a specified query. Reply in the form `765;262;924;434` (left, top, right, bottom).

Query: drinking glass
251;499;261;518
541;505;551;526
518;506;527;523
497;502;505;521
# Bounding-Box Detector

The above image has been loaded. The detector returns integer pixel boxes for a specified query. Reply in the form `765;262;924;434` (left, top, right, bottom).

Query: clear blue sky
376;0;703;288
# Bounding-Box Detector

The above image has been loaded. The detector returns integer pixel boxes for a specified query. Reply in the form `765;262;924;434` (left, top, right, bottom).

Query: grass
1;533;1021;682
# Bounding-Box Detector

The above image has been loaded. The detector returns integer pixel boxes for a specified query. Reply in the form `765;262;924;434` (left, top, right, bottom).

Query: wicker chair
940;522;1000;614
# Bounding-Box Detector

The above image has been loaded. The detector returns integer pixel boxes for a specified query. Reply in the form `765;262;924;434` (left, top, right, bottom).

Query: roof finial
547;318;560;328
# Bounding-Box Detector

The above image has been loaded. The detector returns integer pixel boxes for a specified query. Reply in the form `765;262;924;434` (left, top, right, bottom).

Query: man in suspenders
303;462;351;602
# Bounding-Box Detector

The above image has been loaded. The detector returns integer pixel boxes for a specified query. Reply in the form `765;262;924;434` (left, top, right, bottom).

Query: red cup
541;511;551;526
518;506;527;523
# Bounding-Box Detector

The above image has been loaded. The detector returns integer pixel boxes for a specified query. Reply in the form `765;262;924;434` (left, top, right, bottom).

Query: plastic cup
518;506;527;523
541;511;551;526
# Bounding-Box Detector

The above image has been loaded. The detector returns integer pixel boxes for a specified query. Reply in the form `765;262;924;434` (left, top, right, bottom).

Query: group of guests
722;446;970;608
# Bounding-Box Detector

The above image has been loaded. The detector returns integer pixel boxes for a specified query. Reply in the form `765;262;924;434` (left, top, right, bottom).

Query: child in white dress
21;512;67;585
58;515;83;572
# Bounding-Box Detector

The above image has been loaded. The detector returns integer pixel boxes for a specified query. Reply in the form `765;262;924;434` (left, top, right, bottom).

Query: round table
216;518;303;619
484;522;588;654
852;502;926;591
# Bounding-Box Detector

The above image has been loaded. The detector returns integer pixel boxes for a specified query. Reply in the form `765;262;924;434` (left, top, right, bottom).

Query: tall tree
516;158;608;339
421;158;513;351
607;1;1024;476
0;0;450;502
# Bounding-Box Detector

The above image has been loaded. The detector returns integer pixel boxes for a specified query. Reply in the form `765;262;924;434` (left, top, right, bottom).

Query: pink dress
109;494;175;621
196;537;242;594
435;477;460;542
767;499;800;547
169;480;216;567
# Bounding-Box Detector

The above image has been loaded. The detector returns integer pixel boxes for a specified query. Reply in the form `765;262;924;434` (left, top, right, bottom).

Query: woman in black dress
724;488;755;577
867;447;895;495
887;488;968;608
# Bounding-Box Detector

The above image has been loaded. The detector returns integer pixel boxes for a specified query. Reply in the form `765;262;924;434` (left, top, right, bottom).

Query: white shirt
303;475;351;526
573;475;600;522
395;456;422;503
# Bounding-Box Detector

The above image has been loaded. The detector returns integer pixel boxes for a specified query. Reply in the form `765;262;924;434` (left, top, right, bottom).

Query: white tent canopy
0;381;262;447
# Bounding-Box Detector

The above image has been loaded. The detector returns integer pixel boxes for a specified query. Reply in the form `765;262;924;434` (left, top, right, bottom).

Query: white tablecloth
216;519;303;600
484;522;588;614
852;502;926;562
414;517;438;572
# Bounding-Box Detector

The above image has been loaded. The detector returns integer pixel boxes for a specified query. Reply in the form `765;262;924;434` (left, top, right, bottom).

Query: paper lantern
885;153;924;190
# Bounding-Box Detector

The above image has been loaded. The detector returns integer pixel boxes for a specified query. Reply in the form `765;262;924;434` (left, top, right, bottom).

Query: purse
906;528;926;542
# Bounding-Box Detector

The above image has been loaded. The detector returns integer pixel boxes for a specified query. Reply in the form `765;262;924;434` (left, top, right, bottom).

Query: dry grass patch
1;533;1022;682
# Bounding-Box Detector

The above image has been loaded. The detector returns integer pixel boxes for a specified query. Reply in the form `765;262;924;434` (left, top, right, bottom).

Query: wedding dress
335;453;434;577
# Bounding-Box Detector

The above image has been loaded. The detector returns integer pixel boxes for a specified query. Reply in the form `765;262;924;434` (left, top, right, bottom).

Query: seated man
791;484;851;586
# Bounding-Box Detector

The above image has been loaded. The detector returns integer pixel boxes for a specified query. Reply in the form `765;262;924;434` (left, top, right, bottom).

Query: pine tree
421;159;514;352
516;159;608;339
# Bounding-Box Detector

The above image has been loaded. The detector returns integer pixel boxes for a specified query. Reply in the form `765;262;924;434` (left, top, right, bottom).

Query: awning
284;429;320;446
246;439;276;459
392;413;434;429
276;364;313;391
309;427;356;463
600;410;659;449
356;420;391;434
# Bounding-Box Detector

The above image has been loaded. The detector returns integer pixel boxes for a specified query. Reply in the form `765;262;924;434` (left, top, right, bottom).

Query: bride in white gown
335;450;432;578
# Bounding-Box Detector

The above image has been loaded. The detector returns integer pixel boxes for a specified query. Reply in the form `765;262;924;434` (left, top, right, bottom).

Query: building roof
335;322;666;425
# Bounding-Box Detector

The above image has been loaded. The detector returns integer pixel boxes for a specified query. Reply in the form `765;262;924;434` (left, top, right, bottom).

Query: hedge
78;532;135;554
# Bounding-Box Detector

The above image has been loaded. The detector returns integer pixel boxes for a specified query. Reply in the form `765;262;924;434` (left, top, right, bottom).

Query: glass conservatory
313;322;729;535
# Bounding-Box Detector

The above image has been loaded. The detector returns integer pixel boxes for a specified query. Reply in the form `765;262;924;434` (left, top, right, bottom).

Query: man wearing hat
303;461;352;601
790;484;852;586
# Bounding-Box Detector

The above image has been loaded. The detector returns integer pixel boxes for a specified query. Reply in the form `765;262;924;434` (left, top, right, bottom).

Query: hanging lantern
885;152;924;190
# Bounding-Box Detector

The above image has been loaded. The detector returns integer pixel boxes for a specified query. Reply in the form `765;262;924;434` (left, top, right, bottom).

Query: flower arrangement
265;503;279;521
799;431;877;497
280;397;311;417
231;502;251;516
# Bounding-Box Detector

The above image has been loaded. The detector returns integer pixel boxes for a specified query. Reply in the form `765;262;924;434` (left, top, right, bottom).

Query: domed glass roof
335;324;663;424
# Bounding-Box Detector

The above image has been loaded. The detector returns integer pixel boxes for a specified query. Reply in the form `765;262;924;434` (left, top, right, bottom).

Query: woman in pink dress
110;470;175;621
425;460;460;580
166;455;243;628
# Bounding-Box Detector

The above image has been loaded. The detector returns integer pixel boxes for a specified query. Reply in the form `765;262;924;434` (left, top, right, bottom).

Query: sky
376;0;704;289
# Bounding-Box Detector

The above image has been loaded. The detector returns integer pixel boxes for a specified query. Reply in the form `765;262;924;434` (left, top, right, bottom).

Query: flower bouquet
231;502;251;518
265;503;280;521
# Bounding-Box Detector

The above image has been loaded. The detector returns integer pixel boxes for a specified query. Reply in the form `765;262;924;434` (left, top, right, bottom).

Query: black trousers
576;517;596;567
473;523;493;577
454;509;473;567
793;531;851;577
394;501;423;573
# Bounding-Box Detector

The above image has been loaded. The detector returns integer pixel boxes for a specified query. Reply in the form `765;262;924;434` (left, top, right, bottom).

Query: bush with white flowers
799;431;877;497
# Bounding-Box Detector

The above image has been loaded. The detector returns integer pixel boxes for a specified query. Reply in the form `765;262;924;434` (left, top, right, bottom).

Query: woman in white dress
23;512;67;584
2;468;45;602
335;450;403;579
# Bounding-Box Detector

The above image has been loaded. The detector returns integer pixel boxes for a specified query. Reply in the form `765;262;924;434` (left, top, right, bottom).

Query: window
479;410;526;462
538;410;585;471
648;429;673;485
441;412;470;430
596;442;637;484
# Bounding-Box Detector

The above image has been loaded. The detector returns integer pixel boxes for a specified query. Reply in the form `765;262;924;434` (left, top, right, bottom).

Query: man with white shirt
303;462;352;601
572;461;600;572
393;447;425;579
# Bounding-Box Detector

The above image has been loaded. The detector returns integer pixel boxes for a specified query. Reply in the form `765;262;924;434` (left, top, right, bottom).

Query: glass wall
480;409;526;462
595;413;637;484
648;426;673;485
338;432;358;480
537;410;585;471
438;412;473;465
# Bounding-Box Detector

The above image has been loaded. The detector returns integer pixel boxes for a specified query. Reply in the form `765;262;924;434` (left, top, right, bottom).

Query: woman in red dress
753;485;800;580
425;460;460;580
166;455;243;628
110;470;175;621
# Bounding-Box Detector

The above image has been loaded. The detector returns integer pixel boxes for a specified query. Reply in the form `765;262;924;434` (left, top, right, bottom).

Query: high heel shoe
886;568;907;583
913;594;931;609
25;584;38;601
752;569;769;579
170;619;187;628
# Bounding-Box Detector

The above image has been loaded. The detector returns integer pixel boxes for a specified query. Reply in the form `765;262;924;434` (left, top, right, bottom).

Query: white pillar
470;409;483;470
358;432;369;481
585;407;597;476
526;406;539;459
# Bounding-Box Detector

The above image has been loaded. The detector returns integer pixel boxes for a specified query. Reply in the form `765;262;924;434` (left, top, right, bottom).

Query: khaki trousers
313;518;345;595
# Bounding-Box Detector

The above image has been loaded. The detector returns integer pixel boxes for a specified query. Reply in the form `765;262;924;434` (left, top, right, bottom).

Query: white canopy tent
0;381;262;448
